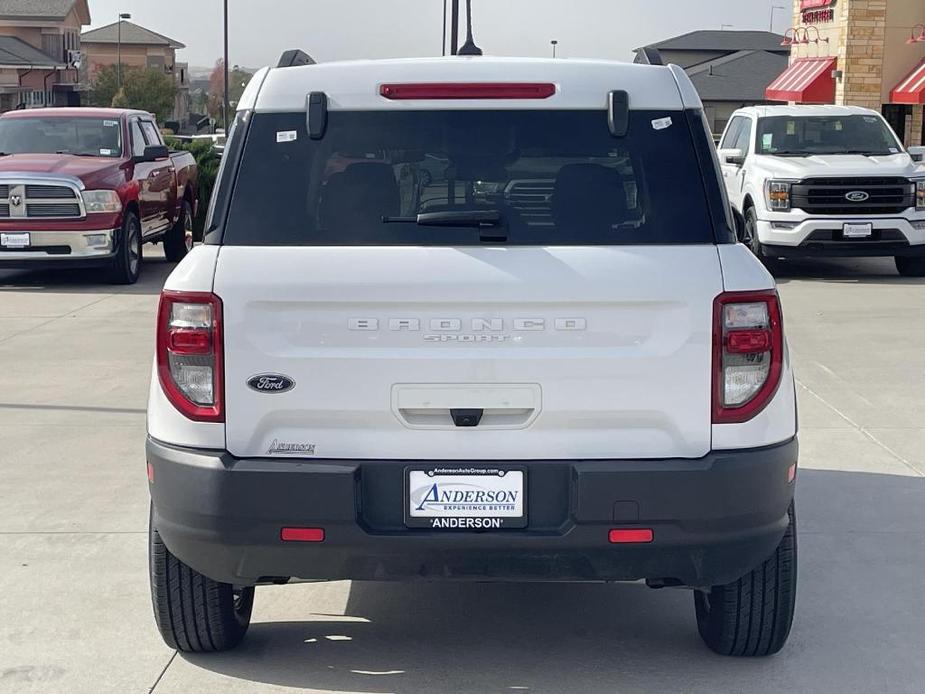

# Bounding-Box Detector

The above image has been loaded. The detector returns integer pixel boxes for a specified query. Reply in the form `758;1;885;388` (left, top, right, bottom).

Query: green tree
87;64;120;110
88;64;177;123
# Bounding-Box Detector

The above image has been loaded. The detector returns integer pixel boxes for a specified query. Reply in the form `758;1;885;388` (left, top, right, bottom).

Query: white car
146;53;798;657
717;105;925;276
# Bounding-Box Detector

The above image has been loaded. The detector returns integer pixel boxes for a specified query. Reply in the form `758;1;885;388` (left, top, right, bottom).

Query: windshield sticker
99;148;114;156
786;121;796;135
890;147;899;154
103;120;119;127
762;134;774;149
276;130;298;143
651;117;672;131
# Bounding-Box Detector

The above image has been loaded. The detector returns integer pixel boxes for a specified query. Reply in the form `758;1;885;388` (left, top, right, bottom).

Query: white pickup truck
146;53;798;657
717;105;925;275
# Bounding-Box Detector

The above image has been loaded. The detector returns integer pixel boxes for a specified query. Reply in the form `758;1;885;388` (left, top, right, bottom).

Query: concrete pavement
1;251;924;693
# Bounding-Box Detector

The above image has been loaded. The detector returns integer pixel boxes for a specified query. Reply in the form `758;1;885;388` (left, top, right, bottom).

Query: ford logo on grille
247;374;295;393
845;191;870;202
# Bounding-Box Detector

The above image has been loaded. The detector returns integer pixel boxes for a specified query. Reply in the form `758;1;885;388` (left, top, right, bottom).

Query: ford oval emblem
247;374;295;393
845;191;870;203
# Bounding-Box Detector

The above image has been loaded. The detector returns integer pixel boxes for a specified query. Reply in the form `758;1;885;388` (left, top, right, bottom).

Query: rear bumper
148;436;798;588
0;228;116;269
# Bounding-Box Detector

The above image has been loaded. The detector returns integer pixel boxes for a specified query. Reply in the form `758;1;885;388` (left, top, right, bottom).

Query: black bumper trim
148;437;798;588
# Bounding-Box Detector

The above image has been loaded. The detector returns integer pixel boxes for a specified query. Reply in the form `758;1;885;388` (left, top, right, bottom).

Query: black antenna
457;0;483;56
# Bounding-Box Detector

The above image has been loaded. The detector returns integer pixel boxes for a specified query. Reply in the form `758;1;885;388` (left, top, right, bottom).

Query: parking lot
0;248;923;694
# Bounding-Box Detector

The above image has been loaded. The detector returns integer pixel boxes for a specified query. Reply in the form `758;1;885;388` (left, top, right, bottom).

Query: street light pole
770;5;787;32
450;0;459;55
223;0;229;130
117;12;130;89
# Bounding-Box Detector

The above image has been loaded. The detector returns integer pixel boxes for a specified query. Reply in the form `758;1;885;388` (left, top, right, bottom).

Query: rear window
221;109;715;246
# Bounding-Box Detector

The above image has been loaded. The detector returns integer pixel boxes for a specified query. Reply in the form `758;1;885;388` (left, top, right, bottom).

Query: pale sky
86;0;787;69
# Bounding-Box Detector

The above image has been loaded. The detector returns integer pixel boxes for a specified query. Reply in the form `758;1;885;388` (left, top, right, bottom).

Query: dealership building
766;0;925;145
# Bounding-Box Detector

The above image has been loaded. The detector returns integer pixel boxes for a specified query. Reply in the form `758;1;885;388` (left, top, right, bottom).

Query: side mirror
907;146;925;163
718;148;746;166
731;207;746;242
136;144;169;163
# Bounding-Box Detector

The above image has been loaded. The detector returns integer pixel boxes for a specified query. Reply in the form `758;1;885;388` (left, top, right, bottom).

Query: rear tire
108;211;142;285
163;200;194;263
149;508;254;653
895;255;925;278
694;502;797;657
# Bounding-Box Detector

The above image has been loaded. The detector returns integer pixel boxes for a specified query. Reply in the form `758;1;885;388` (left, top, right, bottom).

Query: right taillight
156;291;224;422
712;291;783;424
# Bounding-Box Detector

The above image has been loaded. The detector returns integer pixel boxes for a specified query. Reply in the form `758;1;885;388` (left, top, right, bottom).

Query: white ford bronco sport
718;104;925;275
146;52;799;657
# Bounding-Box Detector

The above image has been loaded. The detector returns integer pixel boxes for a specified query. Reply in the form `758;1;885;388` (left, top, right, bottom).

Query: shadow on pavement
773;255;925;285
0;254;173;296
181;468;925;694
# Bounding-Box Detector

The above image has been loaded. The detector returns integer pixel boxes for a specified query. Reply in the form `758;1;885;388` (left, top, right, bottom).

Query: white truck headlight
915;179;925;211
82;190;123;214
765;180;793;212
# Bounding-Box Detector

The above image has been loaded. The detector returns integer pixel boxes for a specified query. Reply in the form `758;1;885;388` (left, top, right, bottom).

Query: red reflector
167;328;211;354
379;82;556;100
787;463;797;483
609;528;654;544
146;462;154;483
280;527;325;543
726;329;772;354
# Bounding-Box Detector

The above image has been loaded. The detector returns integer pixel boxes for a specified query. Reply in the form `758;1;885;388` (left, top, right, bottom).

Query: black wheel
149;508;254;653
108;210;142;285
895;256;925;278
163;200;194;263
694;503;797;657
739;207;780;273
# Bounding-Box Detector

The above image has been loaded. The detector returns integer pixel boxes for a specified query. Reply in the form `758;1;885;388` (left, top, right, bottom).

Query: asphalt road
1;249;924;694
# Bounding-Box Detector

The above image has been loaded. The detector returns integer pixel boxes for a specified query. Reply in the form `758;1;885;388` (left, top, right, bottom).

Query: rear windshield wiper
382;209;503;228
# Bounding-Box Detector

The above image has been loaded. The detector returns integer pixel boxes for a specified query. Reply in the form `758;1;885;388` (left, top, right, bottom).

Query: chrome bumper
0;228;116;261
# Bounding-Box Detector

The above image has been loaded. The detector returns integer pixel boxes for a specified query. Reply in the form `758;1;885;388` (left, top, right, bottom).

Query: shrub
166;137;221;237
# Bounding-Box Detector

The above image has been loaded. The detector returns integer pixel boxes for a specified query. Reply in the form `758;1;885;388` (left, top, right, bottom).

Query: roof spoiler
277;49;316;68
636;47;664;66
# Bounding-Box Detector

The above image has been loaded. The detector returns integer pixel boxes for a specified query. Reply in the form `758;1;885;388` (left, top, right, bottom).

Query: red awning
801;0;834;9
890;60;925;105
765;57;837;103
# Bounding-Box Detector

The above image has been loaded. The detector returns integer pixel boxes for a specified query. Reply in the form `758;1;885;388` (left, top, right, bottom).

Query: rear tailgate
215;245;721;460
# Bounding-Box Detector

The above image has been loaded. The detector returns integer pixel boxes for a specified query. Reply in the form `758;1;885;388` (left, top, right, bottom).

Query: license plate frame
842;223;873;239
404;466;527;529
0;232;30;248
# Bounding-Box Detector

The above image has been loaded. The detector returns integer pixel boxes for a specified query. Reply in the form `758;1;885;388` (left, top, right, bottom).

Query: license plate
843;223;873;239
0;232;29;248
405;467;527;529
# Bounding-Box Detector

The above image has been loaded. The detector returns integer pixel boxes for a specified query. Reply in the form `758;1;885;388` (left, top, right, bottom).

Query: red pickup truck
0;107;198;284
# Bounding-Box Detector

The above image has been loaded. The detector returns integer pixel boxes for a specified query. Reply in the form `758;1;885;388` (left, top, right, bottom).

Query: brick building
766;0;925;145
81;20;189;123
0;0;91;112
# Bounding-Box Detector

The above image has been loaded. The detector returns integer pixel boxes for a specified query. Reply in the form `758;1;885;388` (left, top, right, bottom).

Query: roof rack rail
277;49;316;68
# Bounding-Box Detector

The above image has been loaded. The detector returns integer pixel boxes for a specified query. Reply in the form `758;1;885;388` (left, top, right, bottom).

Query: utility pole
223;0;229;130
450;0;459;55
117;12;131;89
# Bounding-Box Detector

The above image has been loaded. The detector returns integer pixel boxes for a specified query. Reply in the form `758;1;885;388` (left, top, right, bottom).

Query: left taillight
712;290;784;424
156;291;224;422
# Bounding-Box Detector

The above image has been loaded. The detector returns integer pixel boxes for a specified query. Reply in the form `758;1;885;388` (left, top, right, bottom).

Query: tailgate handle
392;384;541;430
450;409;483;427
